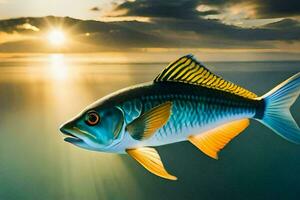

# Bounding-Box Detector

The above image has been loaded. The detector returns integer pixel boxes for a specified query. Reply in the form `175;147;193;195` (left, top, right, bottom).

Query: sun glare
49;54;68;80
47;29;66;46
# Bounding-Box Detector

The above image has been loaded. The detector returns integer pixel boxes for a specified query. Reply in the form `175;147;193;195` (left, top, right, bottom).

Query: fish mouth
60;124;84;143
63;132;83;143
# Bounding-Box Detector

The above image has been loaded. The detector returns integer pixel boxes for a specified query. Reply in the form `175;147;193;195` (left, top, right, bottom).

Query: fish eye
85;110;100;126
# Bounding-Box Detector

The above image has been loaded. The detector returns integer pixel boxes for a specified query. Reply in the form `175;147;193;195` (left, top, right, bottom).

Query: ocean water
0;54;300;200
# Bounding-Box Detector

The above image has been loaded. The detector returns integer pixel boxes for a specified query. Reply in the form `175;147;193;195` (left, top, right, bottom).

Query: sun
47;29;66;46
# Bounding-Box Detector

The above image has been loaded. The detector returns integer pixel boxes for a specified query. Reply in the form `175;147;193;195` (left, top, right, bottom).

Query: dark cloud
0;16;78;34
111;0;300;20
263;18;300;29
110;0;219;19
152;17;300;42
255;0;300;18
90;7;100;12
200;0;300;18
0;1;299;53
106;0;300;45
0;17;29;33
0;16;300;53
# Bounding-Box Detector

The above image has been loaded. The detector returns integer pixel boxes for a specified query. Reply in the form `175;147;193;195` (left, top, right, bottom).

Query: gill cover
97;106;124;144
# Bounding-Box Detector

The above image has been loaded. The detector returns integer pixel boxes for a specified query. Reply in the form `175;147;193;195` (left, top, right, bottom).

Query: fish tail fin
257;72;300;143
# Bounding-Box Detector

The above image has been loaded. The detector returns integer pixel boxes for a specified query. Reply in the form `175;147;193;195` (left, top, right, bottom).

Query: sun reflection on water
49;54;69;81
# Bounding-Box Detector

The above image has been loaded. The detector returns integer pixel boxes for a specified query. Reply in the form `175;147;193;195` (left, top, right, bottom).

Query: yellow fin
154;55;257;99
126;102;172;140
126;147;177;180
188;119;249;159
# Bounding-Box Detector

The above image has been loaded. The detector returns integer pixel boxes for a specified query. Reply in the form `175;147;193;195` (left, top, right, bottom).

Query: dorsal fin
154;55;257;99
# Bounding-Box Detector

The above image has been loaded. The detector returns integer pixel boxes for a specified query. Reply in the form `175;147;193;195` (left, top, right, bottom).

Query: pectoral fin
126;102;172;140
188;119;249;159
126;147;177;180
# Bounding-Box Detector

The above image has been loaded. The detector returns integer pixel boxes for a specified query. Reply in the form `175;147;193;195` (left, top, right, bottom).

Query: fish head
60;106;124;151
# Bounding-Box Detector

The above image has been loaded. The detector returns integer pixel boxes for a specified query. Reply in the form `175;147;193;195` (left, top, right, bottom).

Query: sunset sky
0;0;300;61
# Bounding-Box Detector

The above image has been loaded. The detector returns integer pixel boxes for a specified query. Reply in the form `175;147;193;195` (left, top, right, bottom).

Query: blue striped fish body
60;55;300;180
104;82;260;152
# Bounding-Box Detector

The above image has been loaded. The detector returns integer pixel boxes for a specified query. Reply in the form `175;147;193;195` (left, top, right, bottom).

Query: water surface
0;54;300;200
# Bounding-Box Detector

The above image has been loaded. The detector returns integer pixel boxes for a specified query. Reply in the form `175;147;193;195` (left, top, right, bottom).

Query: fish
60;55;300;180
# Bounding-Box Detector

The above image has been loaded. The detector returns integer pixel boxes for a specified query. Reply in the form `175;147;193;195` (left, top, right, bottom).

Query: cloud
90;7;100;12
16;23;40;32
0;16;299;53
102;0;300;30
197;0;300;19
135;16;300;44
255;0;300;18
108;0;219;20
103;0;300;43
263;18;300;29
109;0;300;22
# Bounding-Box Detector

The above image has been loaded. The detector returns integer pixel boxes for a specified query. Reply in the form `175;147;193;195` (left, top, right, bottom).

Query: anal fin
126;147;177;180
188;119;249;159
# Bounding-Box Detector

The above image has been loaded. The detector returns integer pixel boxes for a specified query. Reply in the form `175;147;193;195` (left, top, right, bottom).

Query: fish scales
116;82;258;145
